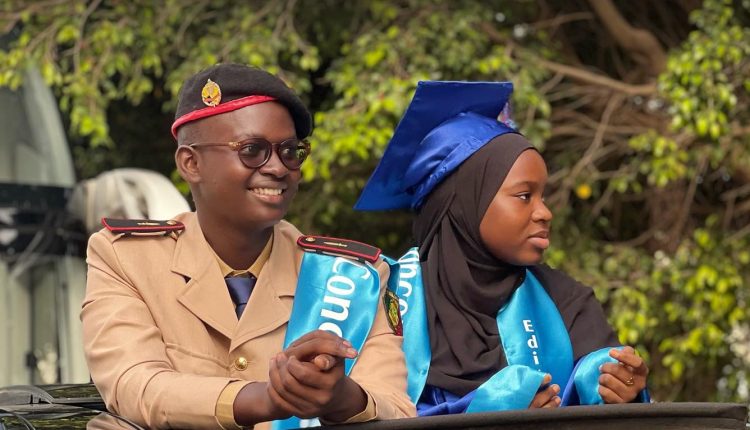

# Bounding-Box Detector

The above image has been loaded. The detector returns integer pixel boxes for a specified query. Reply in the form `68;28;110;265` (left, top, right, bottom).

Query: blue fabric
393;247;651;416
637;385;651;403
404;113;516;210
461;271;571;413
225;276;256;318
395;263;574;415
417;385;476;416
573;347;615;405
466;365;546;413
387;248;431;402
496;270;573;387
560;354;586;406
418;366;545;415
561;346;652;406
271;253;382;430
354;81;516;211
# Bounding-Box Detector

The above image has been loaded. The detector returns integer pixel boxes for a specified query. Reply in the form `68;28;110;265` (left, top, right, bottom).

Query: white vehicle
0;65;189;387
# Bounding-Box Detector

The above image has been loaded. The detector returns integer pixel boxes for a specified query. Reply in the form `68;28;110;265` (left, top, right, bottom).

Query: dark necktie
225;275;256;318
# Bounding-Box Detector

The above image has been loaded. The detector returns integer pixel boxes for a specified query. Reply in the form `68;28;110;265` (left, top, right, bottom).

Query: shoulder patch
384;289;403;336
101;217;184;237
297;235;381;263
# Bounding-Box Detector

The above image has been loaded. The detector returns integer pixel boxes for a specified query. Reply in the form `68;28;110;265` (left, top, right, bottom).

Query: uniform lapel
231;221;300;351
171;213;237;339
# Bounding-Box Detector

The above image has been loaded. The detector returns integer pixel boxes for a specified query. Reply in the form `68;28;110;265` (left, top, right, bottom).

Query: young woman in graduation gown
355;81;649;415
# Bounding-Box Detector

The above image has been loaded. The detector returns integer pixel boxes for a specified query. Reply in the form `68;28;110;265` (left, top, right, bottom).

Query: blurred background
0;0;748;404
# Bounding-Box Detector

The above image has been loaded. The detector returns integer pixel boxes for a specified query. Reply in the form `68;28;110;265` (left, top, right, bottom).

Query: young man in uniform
81;64;414;429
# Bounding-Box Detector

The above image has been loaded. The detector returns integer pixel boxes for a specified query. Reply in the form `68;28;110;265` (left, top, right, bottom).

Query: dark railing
329;403;748;430
1;384;747;429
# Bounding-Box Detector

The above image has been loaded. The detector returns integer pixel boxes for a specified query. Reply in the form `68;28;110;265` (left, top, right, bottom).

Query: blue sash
388;249;430;402
495;268;573;387
395;247;639;414
271;252;383;430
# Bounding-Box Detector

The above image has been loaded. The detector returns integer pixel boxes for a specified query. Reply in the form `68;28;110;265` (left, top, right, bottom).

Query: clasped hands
267;330;365;421
529;346;648;408
235;330;366;426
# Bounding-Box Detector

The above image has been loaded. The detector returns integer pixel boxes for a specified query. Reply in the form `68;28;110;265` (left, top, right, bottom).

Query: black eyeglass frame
188;138;311;170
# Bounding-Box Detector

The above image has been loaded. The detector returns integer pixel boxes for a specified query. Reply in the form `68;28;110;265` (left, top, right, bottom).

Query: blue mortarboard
354;81;517;211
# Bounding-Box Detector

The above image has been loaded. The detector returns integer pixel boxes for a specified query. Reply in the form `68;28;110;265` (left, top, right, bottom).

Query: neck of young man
198;212;275;271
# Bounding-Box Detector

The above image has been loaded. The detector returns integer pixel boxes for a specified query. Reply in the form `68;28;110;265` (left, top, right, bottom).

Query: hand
283;330;358;363
266;330;367;421
311;353;338;371
267;353;346;418
233;382;291;426
528;374;561;408
233;330;361;426
598;346;649;403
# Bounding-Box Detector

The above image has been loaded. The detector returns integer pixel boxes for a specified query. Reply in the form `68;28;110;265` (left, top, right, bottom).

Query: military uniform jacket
81;212;414;429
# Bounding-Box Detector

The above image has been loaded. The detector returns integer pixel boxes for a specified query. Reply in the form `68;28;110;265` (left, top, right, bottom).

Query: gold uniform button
234;356;248;371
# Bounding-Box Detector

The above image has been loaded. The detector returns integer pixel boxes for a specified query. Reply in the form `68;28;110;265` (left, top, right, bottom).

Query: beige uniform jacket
81;212;414;429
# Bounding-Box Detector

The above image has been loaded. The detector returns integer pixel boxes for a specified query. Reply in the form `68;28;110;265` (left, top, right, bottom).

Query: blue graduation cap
354;81;517;211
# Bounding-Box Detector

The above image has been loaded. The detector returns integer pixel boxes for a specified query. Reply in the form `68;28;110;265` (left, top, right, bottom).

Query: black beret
171;63;312;139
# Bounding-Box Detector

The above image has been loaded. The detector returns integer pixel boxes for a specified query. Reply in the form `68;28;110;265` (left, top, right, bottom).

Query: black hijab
413;133;619;396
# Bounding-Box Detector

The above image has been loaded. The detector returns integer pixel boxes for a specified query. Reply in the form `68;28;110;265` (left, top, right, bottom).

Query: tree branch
533;58;657;96
0;0;68;33
73;0;103;74
532;11;595;31
587;0;667;76
555;93;624;209
669;155;708;247
174;0;211;49
481;21;658;96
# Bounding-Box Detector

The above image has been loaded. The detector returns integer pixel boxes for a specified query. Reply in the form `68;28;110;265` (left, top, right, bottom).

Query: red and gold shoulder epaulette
101;217;185;237
297;235;381;263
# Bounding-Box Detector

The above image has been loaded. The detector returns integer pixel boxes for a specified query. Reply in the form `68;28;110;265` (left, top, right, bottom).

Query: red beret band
171;94;276;138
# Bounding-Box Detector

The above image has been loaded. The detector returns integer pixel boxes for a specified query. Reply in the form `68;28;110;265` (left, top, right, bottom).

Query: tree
2;0;749;401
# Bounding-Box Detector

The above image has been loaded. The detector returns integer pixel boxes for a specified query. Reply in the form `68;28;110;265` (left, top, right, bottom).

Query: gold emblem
201;78;221;107
166;220;177;225
137;222;160;226
305;237;316;242
384;290;403;336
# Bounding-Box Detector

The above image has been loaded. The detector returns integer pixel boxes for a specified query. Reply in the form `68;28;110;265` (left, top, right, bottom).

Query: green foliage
551;215;749;400
660;0;750;140
2;0;750;402
626;131;690;188
306;2;551;182
0;0;316;147
546;0;750;402
294;1;552;247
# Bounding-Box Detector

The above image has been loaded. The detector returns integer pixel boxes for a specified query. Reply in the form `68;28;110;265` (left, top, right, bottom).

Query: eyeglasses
189;137;311;170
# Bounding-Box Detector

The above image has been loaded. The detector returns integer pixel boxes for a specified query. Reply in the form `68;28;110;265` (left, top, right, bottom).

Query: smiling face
479;149;552;266
177;101;301;232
